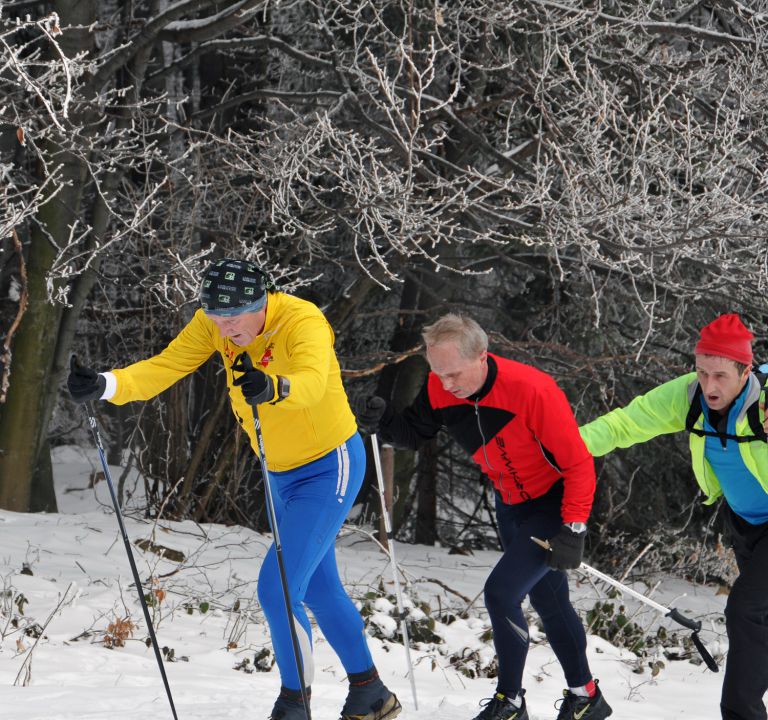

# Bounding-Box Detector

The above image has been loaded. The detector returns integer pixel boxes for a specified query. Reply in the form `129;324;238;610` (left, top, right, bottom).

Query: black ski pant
484;481;592;697
721;508;768;720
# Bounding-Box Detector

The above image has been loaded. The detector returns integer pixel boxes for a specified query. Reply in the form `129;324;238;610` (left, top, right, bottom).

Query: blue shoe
340;676;401;720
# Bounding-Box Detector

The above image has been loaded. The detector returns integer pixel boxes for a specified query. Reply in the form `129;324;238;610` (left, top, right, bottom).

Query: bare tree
1;0;766;546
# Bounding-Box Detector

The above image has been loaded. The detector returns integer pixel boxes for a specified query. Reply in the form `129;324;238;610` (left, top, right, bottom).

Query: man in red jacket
359;314;611;720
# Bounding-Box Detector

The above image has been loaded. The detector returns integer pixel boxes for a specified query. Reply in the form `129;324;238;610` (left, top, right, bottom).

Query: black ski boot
554;681;612;720
269;687;310;720
340;669;401;720
471;691;528;720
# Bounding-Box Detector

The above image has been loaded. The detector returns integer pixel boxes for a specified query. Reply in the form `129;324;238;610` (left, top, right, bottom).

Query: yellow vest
110;292;358;471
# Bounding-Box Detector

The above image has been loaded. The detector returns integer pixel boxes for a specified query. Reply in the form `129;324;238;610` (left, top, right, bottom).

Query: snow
0;445;733;719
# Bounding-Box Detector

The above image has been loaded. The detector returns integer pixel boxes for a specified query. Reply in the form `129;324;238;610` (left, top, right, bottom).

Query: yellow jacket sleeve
110;313;215;404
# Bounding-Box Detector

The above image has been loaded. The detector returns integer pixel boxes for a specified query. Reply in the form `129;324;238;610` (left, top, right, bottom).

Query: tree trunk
374;270;437;538
30;438;57;512
178;383;230;517
0;214;66;510
414;437;438;545
0;0;97;512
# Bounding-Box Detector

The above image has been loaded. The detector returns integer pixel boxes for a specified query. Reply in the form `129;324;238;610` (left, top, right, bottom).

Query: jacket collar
468;354;497;402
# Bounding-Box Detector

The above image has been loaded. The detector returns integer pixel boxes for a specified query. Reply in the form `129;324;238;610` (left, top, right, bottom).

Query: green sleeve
580;373;696;457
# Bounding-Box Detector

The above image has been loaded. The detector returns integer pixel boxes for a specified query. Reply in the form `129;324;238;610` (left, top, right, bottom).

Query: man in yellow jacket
580;313;768;720
68;258;400;720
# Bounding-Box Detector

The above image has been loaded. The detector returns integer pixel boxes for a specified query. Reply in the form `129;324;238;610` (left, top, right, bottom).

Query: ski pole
80;398;180;719
370;433;419;710
531;536;719;672
240;353;311;720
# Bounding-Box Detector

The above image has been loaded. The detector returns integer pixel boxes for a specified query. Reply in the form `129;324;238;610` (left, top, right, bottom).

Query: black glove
232;352;275;406
545;525;586;570
68;355;106;403
357;396;387;432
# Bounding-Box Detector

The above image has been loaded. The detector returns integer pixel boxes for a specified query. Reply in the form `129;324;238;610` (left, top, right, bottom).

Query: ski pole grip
691;632;719;673
665;607;702;632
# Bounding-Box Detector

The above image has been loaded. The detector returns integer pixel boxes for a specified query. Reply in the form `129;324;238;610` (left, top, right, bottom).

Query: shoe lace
554;690;582;720
477;696;516;720
477;697;502;719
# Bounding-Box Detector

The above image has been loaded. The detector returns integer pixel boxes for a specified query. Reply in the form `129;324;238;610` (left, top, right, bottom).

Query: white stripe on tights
336;445;342;495
295;614;314;686
336;442;350;498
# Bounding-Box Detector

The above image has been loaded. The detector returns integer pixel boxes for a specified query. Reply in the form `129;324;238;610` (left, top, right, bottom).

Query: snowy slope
0;446;730;719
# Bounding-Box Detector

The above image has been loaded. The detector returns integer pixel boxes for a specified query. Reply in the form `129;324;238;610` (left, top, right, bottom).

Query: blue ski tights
258;432;373;690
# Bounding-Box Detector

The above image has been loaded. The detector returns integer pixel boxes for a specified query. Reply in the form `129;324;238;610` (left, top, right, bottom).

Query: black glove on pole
71;356;179;720
357;396;387;433
233;351;311;719
546;525;586;570
68;356;106;403
232;352;275;405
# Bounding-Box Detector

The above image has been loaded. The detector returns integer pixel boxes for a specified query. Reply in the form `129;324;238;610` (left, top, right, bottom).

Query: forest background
1;0;767;587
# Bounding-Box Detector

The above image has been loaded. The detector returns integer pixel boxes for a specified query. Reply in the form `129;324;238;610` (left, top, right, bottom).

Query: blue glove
232;352;274;406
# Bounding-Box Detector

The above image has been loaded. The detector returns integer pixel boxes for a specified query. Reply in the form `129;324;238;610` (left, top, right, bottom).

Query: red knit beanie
694;313;754;366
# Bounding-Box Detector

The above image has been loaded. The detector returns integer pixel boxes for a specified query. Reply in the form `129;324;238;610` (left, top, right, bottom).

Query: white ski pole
370;433;419;709
531;536;718;672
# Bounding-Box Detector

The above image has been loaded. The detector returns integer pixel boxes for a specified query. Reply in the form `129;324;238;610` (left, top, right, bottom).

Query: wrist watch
565;522;587;535
271;375;291;403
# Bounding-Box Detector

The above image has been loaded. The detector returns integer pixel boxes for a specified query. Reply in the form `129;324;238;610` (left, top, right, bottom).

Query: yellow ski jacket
109;292;358;471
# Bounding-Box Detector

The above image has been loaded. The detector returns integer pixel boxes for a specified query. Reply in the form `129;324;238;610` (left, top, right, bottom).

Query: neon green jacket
580;372;768;504
109;292;358;471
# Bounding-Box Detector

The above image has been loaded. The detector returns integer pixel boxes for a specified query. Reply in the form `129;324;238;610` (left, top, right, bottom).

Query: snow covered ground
0;446;732;719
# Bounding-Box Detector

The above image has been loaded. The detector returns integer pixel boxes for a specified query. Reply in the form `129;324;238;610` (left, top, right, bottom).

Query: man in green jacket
580;313;768;720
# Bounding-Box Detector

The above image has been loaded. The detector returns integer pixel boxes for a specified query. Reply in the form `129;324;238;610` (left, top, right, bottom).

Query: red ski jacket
379;353;595;523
